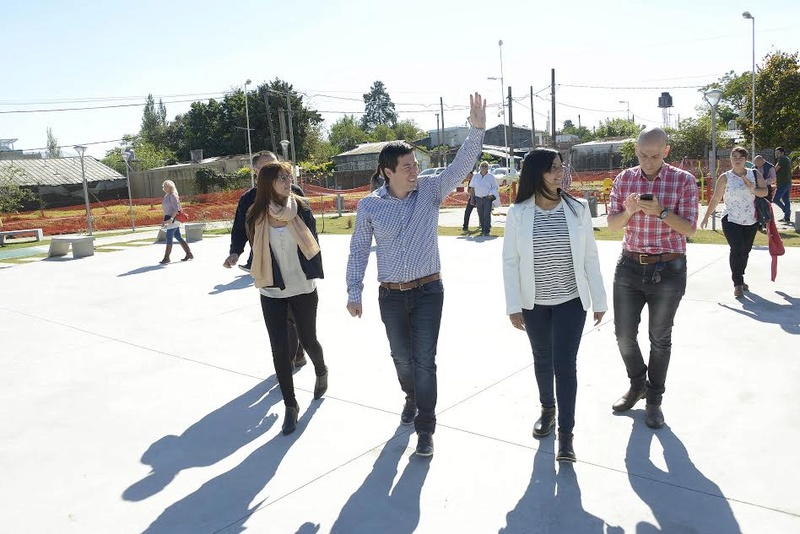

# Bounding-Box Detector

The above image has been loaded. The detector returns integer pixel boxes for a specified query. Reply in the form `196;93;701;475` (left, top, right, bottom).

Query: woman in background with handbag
160;180;194;264
246;162;328;435
700;146;768;297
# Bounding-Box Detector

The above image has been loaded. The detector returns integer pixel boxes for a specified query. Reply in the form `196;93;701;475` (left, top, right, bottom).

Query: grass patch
204;227;233;236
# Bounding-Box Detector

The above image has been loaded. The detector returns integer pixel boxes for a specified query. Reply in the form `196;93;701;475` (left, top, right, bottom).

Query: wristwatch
658;208;669;220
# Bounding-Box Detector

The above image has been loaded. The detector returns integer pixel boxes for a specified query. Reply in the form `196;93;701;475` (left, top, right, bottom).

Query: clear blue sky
1;0;797;158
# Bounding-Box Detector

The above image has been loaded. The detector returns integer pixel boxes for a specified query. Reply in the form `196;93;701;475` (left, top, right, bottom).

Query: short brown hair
731;146;749;158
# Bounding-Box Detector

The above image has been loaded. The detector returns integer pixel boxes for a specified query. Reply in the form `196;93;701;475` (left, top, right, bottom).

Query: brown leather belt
622;250;684;265
380;273;441;291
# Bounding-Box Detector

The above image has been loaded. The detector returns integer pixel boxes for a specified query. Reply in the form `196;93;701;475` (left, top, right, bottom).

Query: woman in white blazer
502;148;607;463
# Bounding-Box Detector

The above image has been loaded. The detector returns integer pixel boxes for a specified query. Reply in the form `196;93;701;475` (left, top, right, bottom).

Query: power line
559;83;705;90
0;91;229;106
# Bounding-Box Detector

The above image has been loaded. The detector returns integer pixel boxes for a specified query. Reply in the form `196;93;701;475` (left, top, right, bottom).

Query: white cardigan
502;196;607;315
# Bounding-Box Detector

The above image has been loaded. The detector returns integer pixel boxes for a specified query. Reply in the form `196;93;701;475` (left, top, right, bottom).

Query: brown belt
622;250;684;265
380;273;441;291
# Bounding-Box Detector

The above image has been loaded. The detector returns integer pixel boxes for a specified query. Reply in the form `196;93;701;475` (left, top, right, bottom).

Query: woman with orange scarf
246;162;327;435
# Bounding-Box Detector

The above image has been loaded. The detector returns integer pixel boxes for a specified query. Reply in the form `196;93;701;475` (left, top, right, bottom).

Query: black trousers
260;290;325;407
721;215;758;287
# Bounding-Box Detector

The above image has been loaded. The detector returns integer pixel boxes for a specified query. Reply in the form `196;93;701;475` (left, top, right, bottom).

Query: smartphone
640;193;654;201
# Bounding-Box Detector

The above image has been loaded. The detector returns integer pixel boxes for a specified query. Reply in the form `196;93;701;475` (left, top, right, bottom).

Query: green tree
369;124;397;142
665;116;727;161
102;135;177;174
45;127;62;158
747;50;800;150
361;81;397;131
141;94;168;148
699;70;751;124
0;164;36;213
392;119;426;142
303;124;337;163
561;120;594;141
595;117;643;139
329;115;368;153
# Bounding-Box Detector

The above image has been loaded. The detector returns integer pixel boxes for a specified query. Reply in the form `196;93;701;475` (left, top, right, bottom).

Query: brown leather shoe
645;404;665;429
612;386;646;412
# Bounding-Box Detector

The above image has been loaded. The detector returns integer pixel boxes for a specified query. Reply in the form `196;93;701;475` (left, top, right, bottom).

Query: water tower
658;92;673;129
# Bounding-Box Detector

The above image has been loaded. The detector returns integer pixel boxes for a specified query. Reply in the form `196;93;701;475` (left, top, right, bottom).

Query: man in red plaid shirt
607;127;698;429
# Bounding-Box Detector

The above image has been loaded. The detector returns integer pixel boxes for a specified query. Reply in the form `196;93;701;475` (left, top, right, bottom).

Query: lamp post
742;11;756;156
244;79;254;188
705;88;724;230
122;147;136;232
487;74;509;168
73;145;92;235
619;100;631;122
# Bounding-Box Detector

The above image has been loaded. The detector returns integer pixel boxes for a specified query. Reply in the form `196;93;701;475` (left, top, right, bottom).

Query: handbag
175;210;189;223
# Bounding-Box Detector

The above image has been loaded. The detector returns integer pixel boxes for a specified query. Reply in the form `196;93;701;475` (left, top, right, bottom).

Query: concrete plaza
1;227;799;533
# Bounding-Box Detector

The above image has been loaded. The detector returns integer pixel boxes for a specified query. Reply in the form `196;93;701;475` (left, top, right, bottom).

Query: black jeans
522;298;587;433
721;215;758;287
378;279;444;434
260;290;325;407
613;254;687;405
463;198;475;230
476;196;493;234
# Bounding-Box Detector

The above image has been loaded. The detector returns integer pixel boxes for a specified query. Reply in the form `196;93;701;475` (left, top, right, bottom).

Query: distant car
492;167;518;185
418;167;445;178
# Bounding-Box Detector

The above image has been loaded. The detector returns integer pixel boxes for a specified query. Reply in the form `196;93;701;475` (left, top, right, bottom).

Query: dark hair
731;146;749;158
369;171;384;192
775;146;785;154
252;151;278;167
245;162;306;241
515;148;579;214
374;141;414;184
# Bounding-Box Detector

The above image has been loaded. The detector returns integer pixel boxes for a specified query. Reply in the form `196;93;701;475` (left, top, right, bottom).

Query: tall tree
699;70;751;125
45;127;62;158
747;50;800;150
329;115;368;153
594;117;643;139
369;124;397;142
392;119;426;142
361;81;397;131
141;94;168;148
101;135;177;174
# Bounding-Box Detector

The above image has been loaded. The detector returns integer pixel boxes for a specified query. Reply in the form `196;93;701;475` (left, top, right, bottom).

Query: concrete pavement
1;231;799;533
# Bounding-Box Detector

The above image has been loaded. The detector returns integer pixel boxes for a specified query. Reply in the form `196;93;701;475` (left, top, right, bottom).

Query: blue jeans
476;196;493;234
522;297;586;433
772;184;792;221
165;226;186;245
378;279;444;434
613;254;687;405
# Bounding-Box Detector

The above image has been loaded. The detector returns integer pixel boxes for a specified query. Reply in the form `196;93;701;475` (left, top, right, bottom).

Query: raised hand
469;92;487;130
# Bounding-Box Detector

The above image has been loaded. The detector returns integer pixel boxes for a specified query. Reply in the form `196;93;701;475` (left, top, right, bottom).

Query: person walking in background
246;162;328;435
503;148;607;463
470;161;500;236
346;92;487;457
773;147;793;224
159;180;193;264
701;147;768;297
461;170;476;232
753;155;776;200
607;127;698;430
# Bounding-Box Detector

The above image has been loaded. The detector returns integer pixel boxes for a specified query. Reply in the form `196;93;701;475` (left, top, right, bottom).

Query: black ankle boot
282;403;299;435
533;406;556;438
556;432;576;462
314;366;328;399
612;380;646;412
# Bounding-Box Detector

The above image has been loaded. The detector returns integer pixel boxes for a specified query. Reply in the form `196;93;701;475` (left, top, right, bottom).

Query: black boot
313;366;328;399
556;432;576;462
282;402;299;435
645;404;665;429
533;406;556;438
612;378;646;412
159;244;173;264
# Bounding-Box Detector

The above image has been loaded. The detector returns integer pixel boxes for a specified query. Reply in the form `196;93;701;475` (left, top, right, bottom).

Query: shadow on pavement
499;439;620;533
123;379;281;502
330;427;429;534
624;414;741;533
118;265;166;277
718;290;800;335
209;274;254;295
140;399;323;534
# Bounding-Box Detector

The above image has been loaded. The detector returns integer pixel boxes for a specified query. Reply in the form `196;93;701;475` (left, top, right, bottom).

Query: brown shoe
645;404;665;429
741;283;749;292
734;285;744;298
612;386;646;412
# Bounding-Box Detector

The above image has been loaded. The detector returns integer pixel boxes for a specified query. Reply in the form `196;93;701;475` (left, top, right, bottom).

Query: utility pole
551;68;556;147
440;97;446;166
286;91;296;175
435;113;441;166
264;89;277;153
530;85;536;148
507;86;513;168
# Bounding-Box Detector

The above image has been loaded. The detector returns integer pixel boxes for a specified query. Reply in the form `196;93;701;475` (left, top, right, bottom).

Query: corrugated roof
0;157;124;186
335;141;398;157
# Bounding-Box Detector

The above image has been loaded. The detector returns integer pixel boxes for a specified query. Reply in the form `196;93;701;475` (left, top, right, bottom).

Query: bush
195;167;250;194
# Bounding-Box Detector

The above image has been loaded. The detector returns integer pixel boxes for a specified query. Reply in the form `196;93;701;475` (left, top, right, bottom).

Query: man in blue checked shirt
346;92;487;457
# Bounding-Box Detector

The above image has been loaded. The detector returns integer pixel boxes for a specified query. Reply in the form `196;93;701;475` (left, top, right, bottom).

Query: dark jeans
721;215;758;286
260;290;325;407
613;254;687;405
378;279;444;434
476;196;493;234
522;297;586;433
165;226;186;245
772;184;792;221
463;198;475;230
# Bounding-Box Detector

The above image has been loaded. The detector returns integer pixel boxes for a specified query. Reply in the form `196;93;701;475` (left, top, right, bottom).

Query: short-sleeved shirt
776;155;792;186
609;164;699;254
722;170;758;226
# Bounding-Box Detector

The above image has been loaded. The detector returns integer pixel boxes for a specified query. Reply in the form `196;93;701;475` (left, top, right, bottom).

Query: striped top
532;202;579;306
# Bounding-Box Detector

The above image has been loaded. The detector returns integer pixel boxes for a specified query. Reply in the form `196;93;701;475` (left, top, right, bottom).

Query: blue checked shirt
346;127;485;304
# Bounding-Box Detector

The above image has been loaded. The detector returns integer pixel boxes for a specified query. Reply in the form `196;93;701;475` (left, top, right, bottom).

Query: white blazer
502;195;607;315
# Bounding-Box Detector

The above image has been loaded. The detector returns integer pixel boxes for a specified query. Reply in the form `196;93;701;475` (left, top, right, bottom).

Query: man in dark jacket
223;151;308;367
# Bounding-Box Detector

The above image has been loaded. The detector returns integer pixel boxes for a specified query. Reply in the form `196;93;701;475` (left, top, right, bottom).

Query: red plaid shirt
609;164;698;254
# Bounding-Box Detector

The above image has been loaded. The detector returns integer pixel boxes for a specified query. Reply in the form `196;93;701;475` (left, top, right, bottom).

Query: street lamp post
73;145;92;235
244;79;254;188
705;88;724;230
280;140;290;168
487;74;509;168
122;147;136;232
742;11;756;156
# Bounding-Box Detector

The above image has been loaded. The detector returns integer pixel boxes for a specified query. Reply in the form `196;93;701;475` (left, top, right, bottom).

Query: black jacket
230;184;307;256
